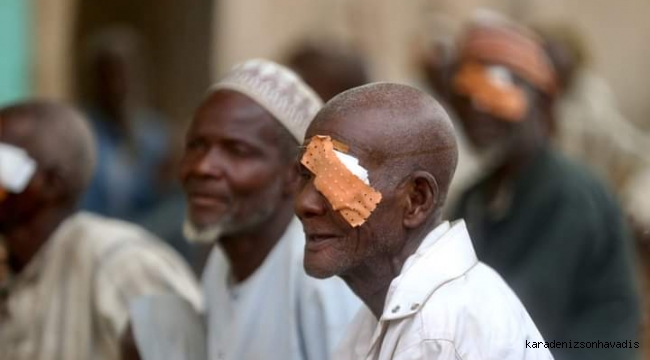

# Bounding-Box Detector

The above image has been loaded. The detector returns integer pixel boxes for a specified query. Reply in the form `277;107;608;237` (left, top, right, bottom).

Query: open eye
186;138;208;153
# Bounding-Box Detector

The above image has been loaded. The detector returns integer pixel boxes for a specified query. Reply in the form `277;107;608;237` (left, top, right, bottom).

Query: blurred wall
33;0;77;101
213;0;650;129
73;0;213;122
28;0;650;129
31;0;212;122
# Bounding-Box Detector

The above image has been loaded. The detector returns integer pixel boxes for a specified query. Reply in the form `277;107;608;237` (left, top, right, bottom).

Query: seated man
448;16;639;360
126;59;358;360
0;100;201;360
294;82;551;359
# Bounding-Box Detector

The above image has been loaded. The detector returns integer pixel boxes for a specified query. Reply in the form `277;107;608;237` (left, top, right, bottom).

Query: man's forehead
0;114;36;143
193;93;274;131
302;131;373;163
304;112;385;162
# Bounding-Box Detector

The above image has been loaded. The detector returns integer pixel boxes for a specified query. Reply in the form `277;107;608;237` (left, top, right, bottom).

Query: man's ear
403;171;439;229
282;162;301;197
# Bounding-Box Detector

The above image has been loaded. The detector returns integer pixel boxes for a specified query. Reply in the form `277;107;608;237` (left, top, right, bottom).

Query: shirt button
391;305;400;313
410;303;420;310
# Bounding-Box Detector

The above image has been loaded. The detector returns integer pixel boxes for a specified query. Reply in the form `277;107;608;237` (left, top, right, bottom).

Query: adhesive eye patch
453;61;528;122
301;135;382;227
0;142;37;196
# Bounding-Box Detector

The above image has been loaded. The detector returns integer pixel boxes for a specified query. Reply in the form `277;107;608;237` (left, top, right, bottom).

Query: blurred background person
77;26;195;262
285;39;370;102
418;30;486;215
79;26;171;223
0;100;200;360
448;13;639;359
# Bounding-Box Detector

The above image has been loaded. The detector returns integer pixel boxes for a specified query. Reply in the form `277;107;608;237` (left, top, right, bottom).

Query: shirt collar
380;220;478;321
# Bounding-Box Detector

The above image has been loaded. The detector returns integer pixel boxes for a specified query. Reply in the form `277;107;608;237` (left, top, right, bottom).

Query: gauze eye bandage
0;142;37;198
301;135;382;227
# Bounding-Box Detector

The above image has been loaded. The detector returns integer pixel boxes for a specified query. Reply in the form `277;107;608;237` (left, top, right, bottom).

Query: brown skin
0;105;84;274
120;322;142;360
179;90;299;283
449;70;554;197
294;83;458;318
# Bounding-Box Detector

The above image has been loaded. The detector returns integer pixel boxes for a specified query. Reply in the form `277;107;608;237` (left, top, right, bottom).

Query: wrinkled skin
180;90;295;236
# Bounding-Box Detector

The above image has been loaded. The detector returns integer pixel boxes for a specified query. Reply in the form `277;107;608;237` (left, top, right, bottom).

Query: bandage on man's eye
0;142;37;196
453;61;528;122
301;135;382;227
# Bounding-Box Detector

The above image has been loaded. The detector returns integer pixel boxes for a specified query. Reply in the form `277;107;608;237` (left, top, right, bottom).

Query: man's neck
219;204;294;284
341;227;432;319
2;208;72;274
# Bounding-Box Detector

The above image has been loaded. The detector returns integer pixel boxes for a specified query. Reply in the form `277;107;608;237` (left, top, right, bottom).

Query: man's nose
189;149;226;179
294;179;328;220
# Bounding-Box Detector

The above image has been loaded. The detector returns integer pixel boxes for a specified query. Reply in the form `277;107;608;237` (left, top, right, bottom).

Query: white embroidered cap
210;58;323;142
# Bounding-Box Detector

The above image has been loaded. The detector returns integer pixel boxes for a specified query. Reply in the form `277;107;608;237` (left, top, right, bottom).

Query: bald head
296;83;460;280
0;100;96;202
309;83;458;210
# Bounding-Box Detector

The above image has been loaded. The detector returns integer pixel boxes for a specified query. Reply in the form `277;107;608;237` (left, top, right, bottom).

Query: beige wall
33;0;213;122
32;0;650;128
33;0;78;101
213;0;650;129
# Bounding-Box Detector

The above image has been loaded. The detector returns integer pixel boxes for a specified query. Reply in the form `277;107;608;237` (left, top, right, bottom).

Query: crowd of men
0;10;647;360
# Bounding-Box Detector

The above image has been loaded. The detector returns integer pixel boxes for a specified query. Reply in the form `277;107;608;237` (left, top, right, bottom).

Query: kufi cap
211;58;323;142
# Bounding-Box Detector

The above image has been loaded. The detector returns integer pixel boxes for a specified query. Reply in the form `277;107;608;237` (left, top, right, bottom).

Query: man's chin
303;257;343;279
304;265;336;279
182;219;224;244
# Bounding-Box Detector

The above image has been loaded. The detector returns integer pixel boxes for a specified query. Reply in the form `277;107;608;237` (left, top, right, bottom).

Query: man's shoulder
68;212;184;270
417;262;543;343
72;212;159;246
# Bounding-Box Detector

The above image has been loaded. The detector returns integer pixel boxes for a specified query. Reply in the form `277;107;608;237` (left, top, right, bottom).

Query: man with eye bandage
0;100;200;360
449;12;639;360
295;81;551;359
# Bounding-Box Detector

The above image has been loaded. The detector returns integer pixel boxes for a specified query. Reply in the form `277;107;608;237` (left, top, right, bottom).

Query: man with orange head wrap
449;11;639;360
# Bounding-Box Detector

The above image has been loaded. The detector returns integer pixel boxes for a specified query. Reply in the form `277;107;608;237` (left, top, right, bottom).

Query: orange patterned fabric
458;24;557;95
301;135;382;227
453;61;528;122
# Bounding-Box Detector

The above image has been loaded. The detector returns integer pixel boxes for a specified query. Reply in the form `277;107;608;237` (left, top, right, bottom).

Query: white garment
203;217;361;360
0;212;202;360
556;70;650;223
334;220;553;360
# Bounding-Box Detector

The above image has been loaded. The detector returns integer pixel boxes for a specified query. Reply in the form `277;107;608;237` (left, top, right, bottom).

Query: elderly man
448;16;639;360
0;101;200;360
171;59;359;360
294;82;551;359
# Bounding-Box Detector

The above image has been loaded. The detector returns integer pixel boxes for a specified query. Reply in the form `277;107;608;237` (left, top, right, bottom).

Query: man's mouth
305;233;341;251
187;191;230;208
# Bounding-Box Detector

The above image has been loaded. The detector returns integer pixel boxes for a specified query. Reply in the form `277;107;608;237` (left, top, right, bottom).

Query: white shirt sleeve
94;240;202;338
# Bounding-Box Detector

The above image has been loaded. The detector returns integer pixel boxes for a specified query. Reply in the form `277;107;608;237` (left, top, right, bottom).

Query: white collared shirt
202;217;362;360
334;220;553;360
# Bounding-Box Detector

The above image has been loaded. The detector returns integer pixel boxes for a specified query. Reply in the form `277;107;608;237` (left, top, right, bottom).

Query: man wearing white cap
166;59;359;360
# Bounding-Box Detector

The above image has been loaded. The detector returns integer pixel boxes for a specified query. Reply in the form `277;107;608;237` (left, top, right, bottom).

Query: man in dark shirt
449;15;640;360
